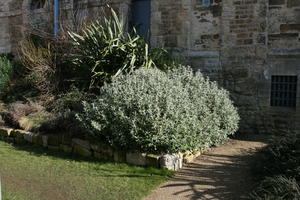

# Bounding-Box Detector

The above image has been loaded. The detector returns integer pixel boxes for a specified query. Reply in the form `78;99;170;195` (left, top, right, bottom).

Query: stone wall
151;0;300;134
0;126;206;171
0;0;130;54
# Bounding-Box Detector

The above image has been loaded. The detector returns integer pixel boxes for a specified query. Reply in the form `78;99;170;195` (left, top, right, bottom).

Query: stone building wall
151;0;300;134
0;0;130;54
0;0;299;134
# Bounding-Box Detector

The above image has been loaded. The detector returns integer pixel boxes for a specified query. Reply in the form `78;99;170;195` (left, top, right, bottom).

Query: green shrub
249;176;300;200
0;57;13;93
255;134;300;180
77;67;239;153
248;133;300;199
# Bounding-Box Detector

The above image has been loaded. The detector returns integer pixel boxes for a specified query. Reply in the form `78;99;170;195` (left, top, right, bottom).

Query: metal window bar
271;76;297;107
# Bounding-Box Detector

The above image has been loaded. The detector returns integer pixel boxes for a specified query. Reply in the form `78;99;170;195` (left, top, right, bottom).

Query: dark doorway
130;0;151;40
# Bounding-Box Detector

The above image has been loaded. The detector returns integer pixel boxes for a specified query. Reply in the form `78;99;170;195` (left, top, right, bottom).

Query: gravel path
144;135;269;200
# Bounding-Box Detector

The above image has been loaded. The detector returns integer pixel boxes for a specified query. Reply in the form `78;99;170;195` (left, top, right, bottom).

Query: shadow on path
145;134;270;200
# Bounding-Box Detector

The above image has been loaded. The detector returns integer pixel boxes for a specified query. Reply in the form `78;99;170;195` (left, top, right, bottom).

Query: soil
144;134;270;200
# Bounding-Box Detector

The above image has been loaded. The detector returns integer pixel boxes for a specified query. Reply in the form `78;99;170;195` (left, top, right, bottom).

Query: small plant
0;57;13;93
78;67;239;153
19;37;58;94
2;101;51;131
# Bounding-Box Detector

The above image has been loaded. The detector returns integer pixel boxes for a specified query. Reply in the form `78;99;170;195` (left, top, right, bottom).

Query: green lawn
0;141;173;200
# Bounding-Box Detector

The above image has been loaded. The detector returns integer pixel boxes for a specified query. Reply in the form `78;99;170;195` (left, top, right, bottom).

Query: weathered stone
48;145;60;151
113;151;126;163
47;135;61;146
94;151;113;161
72;138;92;157
91;143;114;160
126;152;147;166
60;144;73;154
72;138;90;149
73;144;92;157
32;134;43;146
23;132;36;143
42;135;48;147
62;135;72;145
160;154;182;171
145;154;160;168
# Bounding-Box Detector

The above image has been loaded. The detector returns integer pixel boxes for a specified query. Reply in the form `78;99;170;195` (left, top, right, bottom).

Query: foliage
249;176;300;200
19;38;58;94
258;134;300;179
19;111;52;132
69;7;155;90
69;7;180;90
248;133;300;199
50;87;94;112
0;56;13;93
149;48;181;71
1;101;51;131
78;67;239;153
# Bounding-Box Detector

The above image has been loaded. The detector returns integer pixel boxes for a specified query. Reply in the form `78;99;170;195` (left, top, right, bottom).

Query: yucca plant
69;7;154;90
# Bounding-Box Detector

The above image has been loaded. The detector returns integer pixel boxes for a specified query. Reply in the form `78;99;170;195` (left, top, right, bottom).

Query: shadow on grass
4;141;173;178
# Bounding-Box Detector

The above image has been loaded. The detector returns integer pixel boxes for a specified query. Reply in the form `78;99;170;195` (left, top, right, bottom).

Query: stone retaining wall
0;127;206;171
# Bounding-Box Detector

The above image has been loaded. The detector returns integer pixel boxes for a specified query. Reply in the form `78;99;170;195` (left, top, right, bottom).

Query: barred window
271;76;297;108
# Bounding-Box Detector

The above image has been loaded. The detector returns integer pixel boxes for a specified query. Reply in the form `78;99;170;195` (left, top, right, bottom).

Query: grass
0;141;173;200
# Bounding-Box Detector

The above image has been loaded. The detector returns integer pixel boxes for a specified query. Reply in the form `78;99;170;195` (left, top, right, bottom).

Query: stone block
72;138;90;149
42;135;48;147
14;136;26;144
126;152;147;166
62;135;72;145
60;144;73;154
113;151;126;163
145;154;160;168
160;154;182;171
72;138;92;157
73;144;92;157
47;135;61;146
23;132;39;144
32;134;43;146
91;143;114;160
94;151;113;161
48;145;60;151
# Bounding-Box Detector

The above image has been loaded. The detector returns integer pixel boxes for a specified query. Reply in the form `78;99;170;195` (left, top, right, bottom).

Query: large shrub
0;57;13;93
78;67;239;153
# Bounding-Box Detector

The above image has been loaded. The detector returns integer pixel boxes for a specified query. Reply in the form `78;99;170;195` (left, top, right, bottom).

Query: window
30;0;46;10
271;75;297;108
201;0;211;7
